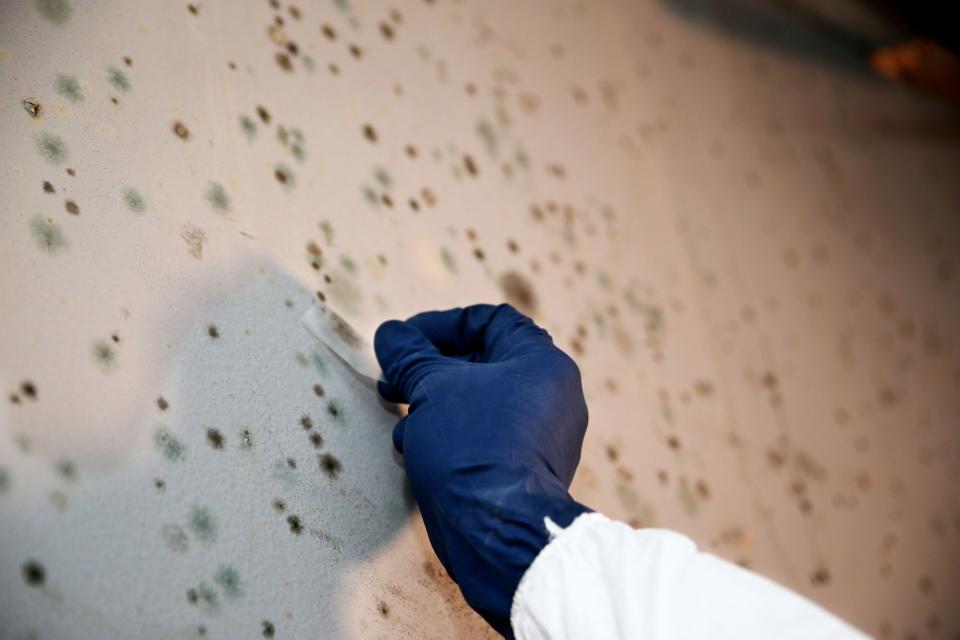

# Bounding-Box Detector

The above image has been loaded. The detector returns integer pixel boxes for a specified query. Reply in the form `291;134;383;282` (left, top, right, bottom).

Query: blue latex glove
374;304;591;637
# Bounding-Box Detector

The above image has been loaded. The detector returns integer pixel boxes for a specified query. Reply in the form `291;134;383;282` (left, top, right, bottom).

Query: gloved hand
374;304;591;637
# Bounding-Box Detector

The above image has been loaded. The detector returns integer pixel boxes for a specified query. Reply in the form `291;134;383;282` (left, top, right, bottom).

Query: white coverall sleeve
510;512;871;640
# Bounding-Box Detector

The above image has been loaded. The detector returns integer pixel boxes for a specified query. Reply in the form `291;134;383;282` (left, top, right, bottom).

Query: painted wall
2;0;959;638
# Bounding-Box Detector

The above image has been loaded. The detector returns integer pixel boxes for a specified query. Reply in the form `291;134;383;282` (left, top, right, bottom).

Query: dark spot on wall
20;380;37;400
326;401;340;418
55;459;77;481
92;339;117;370
272;498;286;513
214;565;242;598
498;271;538;316
187;4;198;15
66;168;75;176
154;426;186;461
287;514;303;534
188;505;218;542
181;224;206;258
313;384;325;397
463;154;478;176
56;74;84;102
205;182;231;213
154;477;166;490
108;66;132;92
286;457;296;469
321;23;337;39
123;188;146;213
363;124;377;143
22;560;45;587
206;428;224;449
157;396;169;411
274;162;295;188
379;23;394;40
172;121;190;140
349;44;363;59
239;428;253;450
377;599;390;617
42;181;55;194
37;133;69;165
309;432;324;448
275;52;293;72
207;324;220;338
257;105;271;124
318;453;341;479
810;566;831;586
64;199;79;215
472;248;485;261
300;415;313;430
262;620;275;637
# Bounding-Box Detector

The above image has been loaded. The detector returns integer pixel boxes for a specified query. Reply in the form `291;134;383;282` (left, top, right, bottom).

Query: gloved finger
374;320;445;401
377;378;405;404
391;415;408;453
407;303;553;362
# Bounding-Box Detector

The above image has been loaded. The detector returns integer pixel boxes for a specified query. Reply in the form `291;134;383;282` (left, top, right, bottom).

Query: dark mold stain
154;478;166;490
362;124;377;143
55;459;77;481
300;415;313;430
157;396;169;411
36;133;69;165
262;620;275;637
286;514;303;535
42;181;55;193
187;3;199;15
309;432;324;448
188;505;218;542
35;0;72;24
318;453;341;479
274;162;295;189
206;428;225;449
326;401;340;418
256;105;271;124
155;426;186;461
172;121;190;140
377;599;390;617
214;565;242;598
22;560;45;587
328;313;362;348
239;428;253;450
207;324;220;338
64;199;79;215
108;66;132;92
92;339;117;370
349;44;363;59
275;52;293;72
20;380;37;400
322;23;337;39
272;498;286;513
239;115;257;140
286;457;297;469
463;154;478;176
379;23;394;40
55;74;84;102
498;271;538;315
205;182;231;213
123;188;146;213
313;383;325;397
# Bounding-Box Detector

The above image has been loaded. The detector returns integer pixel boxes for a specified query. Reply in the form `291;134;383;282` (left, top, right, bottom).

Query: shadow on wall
658;0;889;78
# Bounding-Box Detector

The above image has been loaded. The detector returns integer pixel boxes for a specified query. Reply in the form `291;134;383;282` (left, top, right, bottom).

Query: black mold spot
349;44;363;59
154;426;186;461
285;457;296;469
188;505;218;542
318;453;341;479
463;154;478;176
35;0;72;24
286;514;303;535
206;428;224;449
157;396;169;411
187;3;199;15
20;380;37;400
300;415;313;430
22;560;45;587
272;498;286;513
313;383;325;397
42;181;55;194
499;271;538;316
362;124;377;143
172;121;190;140
326;401;340;418
37;133;69;165
154;478;166;490
214;565;242;598
256;105;271;124
55;459;77;481
321;23;337;39
262;620;275;638
377;599;390;618
92;339;117;370
64;199;79;215
309;432;323;448
239;428;253;450
207;324;220;338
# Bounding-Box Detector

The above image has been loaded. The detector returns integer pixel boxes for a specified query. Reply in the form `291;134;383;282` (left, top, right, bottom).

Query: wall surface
2;0;959;638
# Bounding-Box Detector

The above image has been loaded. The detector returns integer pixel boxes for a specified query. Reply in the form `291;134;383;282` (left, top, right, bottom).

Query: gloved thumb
391;415;408;453
374;320;444;402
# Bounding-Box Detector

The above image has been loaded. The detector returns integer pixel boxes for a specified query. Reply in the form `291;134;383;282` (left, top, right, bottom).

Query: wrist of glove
374;304;592;637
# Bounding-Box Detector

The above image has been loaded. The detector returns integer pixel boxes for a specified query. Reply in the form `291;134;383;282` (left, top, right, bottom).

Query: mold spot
300;415;313;430
35;0;72;24
256;105;271;124
154;426;186;461
188;505;218;542
239;428;253;450
172;121;190;140
64;199;79;215
239;115;257;141
205;182;231;213
36;133;69;165
42;181;55;194
22;560;45;587
162;524;190;553
499;271;538;316
20;380;37;400
313;384;325;397
206;428;225;449
272;498;286;513
55;459;77;481
326;401;340;418
309;432;324;448
463;154;478;176
0;467;11;494
362;124;377;143
318;453;341;479
107;66;131;92
377;600;390;617
180;224;207;259
274;162;295;189
207;324;220;338
214;565;242;598
154;478;166;490
92;339;117;370
286;514;303;535
262;620;275;638
55;74;84;102
275;52;293;72
123;188;146;213
156;396;169;411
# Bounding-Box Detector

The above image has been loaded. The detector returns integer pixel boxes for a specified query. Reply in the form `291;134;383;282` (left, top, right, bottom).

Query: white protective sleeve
510;513;871;640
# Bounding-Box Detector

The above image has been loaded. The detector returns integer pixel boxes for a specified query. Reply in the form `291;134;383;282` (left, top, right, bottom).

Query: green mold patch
107;66;132;92
122;188;146;213
204;182;231;213
30;215;68;253
35;0;72;24
154;425;186;461
214;565;242;598
36;133;69;165
55;74;84;102
188;505;218;542
92;339;117;370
